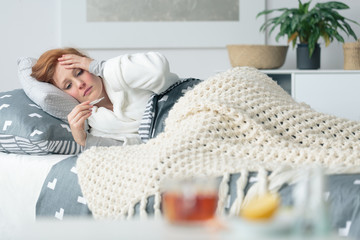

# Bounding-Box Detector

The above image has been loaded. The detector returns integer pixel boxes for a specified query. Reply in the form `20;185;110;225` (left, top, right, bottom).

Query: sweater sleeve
104;52;180;94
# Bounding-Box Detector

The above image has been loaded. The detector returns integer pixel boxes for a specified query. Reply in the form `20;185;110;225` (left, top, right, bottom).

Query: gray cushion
0;89;82;155
17;57;78;122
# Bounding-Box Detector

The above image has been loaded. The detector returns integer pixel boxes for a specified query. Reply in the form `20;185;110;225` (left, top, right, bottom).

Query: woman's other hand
67;101;93;146
58;54;92;71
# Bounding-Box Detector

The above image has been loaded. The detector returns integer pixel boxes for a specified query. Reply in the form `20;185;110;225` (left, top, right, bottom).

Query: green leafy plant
257;0;359;57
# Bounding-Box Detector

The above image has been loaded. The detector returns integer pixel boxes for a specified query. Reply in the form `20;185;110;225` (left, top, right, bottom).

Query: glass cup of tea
161;177;219;223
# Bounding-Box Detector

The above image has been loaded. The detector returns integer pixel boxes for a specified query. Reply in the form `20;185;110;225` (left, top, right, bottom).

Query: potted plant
257;0;359;69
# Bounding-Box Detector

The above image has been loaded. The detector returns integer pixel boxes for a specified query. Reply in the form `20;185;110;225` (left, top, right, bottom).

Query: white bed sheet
0;152;70;225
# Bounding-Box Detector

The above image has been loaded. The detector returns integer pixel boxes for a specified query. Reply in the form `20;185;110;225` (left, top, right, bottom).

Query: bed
2;151;360;239
1;58;360;239
0;152;67;223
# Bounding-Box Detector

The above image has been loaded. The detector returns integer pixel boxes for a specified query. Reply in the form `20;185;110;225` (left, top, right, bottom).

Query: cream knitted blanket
77;67;360;219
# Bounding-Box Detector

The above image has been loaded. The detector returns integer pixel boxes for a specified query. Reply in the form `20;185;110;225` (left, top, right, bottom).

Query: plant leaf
288;32;298;43
316;1;349;10
322;32;331;46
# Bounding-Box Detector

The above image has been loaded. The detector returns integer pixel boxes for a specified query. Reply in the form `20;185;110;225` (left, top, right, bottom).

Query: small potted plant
257;0;359;69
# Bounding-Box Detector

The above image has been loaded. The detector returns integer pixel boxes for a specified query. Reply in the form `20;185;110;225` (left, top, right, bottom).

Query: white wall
1;0;359;92
0;0;60;92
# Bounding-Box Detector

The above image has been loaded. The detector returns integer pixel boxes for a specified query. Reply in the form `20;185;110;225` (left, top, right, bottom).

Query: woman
31;48;180;148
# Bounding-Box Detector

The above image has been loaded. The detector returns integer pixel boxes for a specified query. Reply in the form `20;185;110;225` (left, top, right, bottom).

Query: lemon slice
240;193;280;220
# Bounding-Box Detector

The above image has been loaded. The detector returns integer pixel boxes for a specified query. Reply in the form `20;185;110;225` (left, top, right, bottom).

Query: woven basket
343;39;360;70
227;45;288;69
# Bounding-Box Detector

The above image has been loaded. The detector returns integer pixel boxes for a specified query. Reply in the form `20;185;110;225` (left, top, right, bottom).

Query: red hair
31;48;87;84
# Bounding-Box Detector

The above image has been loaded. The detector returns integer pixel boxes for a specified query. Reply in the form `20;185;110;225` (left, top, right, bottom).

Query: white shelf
262;69;360;74
262;70;360;121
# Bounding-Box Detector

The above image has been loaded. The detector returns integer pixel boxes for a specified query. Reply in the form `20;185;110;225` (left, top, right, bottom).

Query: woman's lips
84;86;93;96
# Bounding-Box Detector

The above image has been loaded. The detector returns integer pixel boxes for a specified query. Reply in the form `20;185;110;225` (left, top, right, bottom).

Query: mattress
0;152;69;225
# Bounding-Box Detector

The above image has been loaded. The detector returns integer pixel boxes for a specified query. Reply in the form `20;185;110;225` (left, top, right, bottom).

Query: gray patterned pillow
0;89;82;155
17;57;78;122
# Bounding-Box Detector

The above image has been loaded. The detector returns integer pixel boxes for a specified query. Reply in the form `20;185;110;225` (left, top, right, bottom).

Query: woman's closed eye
76;69;84;77
65;82;72;90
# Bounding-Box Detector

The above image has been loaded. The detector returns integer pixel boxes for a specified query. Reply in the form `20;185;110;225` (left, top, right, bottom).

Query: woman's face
53;62;105;103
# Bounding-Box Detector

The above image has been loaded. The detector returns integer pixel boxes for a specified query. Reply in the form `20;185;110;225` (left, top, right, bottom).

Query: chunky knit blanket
77;67;360;219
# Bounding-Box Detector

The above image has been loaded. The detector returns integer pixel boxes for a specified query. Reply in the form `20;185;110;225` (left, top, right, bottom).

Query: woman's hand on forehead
58;54;92;72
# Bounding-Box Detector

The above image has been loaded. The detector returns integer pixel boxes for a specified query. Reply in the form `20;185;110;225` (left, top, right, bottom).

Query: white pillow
17;57;79;122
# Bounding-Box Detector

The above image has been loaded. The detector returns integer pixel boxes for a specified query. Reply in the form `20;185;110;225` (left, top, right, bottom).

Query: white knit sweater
88;52;179;143
77;67;360;219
